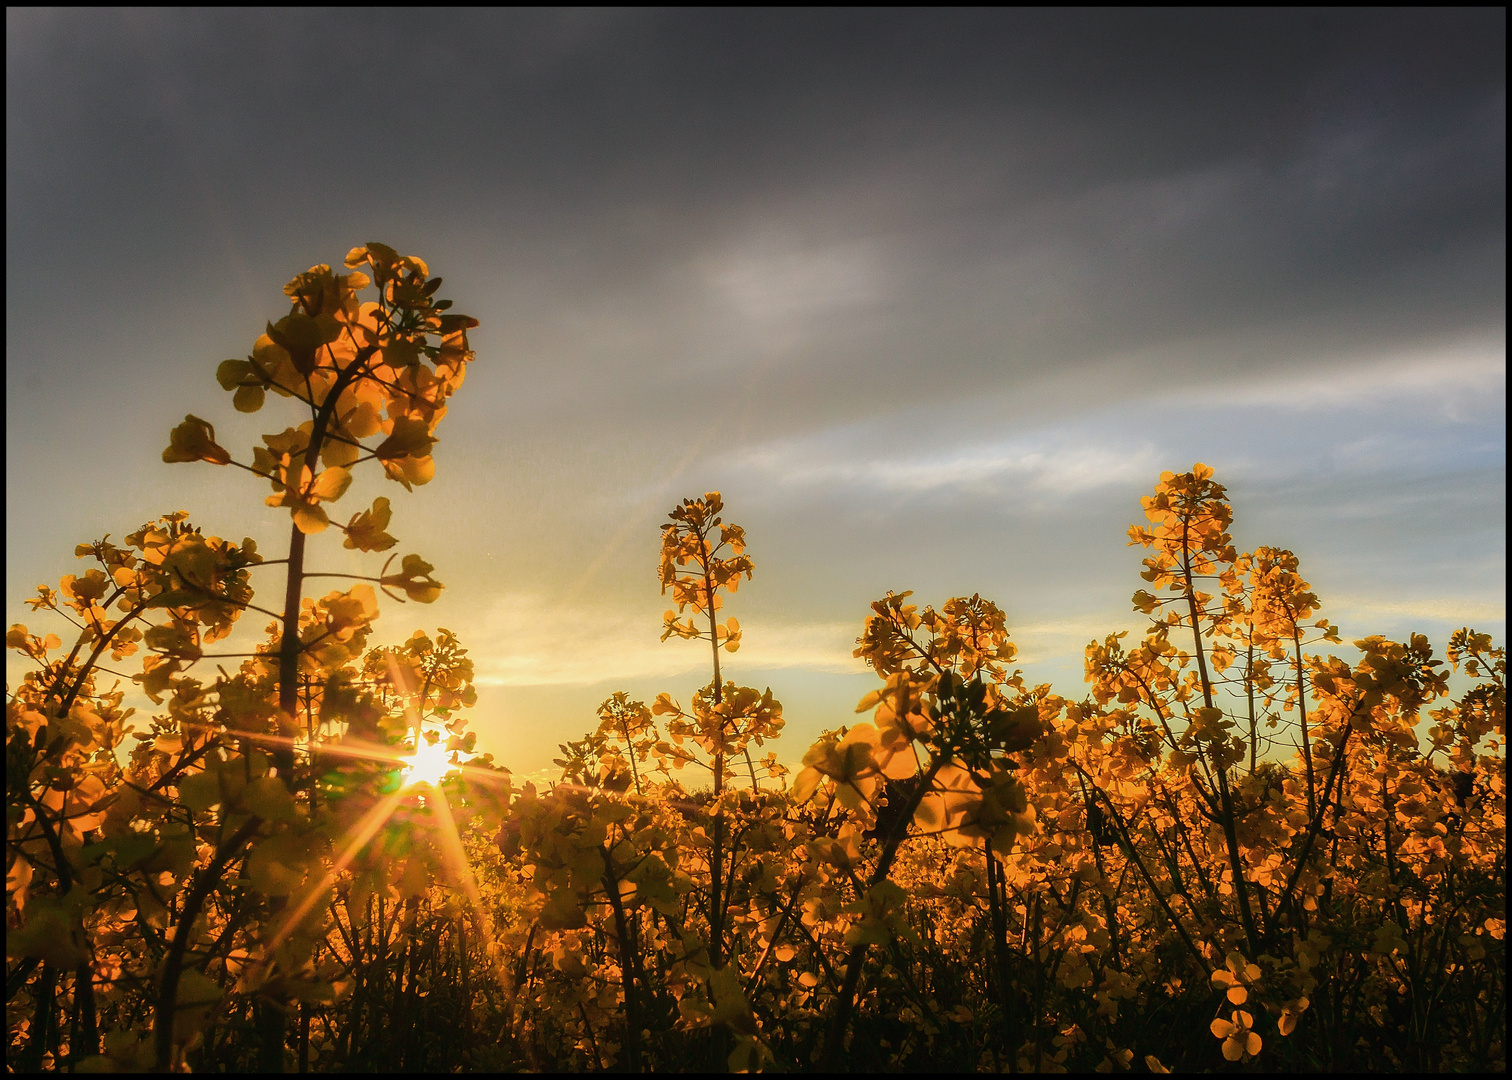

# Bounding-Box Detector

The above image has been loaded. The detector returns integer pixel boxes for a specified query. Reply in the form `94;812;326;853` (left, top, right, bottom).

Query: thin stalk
603;853;644;1073
618;714;643;796
1247;642;1258;775
297;1004;310;1074
73;960;97;1067
821;756;945;1069
701;536;729;1072
1180;527;1260;959
154;815;263;1071
1293;626;1316;821
1071;761;1210;977
985;838;1017;1073
1272;707;1358;935
18;963;57;1073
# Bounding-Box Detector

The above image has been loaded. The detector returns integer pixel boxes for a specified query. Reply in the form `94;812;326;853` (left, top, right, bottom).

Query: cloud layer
7;10;1503;774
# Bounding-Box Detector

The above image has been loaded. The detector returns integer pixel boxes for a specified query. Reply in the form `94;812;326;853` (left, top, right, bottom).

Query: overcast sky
7;9;1505;778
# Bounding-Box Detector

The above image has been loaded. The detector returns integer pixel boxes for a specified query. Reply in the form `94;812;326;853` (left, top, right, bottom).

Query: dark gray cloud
8;10;1502;382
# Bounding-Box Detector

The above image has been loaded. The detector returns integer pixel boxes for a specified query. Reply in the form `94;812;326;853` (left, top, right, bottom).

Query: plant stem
153;815;263;1072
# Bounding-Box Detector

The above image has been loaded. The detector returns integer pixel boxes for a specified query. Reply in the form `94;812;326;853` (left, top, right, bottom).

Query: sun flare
401;736;456;788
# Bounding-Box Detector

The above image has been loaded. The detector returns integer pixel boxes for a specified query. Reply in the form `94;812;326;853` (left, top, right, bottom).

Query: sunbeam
423;784;513;993
254;788;407;969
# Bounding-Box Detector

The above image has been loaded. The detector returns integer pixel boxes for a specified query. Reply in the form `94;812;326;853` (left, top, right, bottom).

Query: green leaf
6;894;88;967
172;969;224;1042
178;769;224;813
241;775;297;823
246;832;310;898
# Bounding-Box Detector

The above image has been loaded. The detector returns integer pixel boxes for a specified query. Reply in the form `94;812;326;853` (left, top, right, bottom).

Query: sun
401;736;456;788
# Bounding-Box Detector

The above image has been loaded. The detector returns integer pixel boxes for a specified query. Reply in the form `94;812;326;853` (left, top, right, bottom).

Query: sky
6;9;1505;781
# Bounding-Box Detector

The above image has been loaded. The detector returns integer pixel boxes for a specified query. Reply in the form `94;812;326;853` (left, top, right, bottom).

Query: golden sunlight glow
258;790;407;965
401;737;456;788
